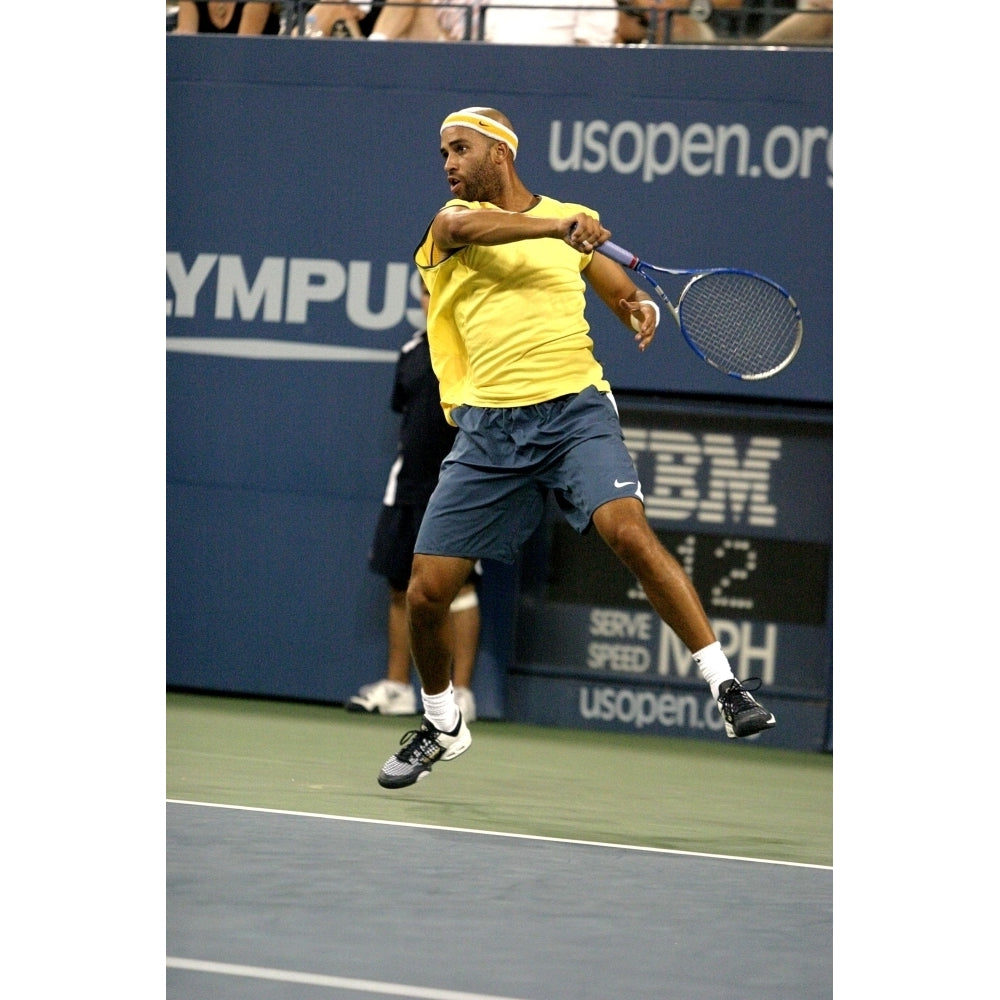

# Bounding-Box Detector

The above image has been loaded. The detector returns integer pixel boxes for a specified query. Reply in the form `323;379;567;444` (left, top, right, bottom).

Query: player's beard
457;153;501;204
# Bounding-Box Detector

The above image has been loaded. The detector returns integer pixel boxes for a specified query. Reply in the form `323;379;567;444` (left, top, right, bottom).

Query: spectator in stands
756;0;831;44
433;0;485;40
615;1;717;44
175;1;281;33
348;282;481;722
483;0;618;46
368;0;451;39
298;1;375;36
615;1;649;44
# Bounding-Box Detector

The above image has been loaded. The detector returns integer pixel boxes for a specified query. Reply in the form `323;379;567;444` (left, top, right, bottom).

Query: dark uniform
369;329;461;591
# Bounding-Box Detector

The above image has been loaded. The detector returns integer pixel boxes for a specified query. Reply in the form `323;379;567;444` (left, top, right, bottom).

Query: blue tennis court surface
167;800;832;1000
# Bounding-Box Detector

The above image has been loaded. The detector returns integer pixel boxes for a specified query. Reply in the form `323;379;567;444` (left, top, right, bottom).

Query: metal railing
166;1;832;46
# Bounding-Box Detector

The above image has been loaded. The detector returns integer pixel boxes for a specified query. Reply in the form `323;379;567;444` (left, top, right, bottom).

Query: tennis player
378;107;775;789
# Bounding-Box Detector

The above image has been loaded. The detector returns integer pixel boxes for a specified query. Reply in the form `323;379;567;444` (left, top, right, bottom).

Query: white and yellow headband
440;107;519;159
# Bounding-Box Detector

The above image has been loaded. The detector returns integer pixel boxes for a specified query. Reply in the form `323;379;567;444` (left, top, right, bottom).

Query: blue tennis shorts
414;386;645;564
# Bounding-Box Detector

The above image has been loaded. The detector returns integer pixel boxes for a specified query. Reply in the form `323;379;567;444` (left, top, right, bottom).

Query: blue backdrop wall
166;36;832;748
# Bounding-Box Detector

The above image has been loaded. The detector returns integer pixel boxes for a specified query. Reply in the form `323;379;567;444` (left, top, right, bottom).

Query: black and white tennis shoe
378;714;472;788
717;678;776;738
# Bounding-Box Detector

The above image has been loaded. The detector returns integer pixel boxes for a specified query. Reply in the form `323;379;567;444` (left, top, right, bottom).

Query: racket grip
595;240;639;270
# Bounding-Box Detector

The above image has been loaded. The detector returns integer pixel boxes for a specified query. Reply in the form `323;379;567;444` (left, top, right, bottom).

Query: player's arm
584;252;659;353
431;206;609;253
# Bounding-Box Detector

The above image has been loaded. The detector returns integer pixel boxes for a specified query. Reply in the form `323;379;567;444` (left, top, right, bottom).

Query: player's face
440;127;502;203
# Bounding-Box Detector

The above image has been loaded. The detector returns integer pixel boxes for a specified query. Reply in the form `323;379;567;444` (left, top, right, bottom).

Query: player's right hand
565;215;610;254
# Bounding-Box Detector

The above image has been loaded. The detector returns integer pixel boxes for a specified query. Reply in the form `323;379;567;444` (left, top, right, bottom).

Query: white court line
166;798;832;870
166;957;533;1000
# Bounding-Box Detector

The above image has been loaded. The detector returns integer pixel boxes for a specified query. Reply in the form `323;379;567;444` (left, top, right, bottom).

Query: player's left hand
621;298;657;352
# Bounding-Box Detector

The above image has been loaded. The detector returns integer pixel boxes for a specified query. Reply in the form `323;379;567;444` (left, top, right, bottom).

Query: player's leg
406;435;539;703
379;413;545;787
548;388;775;739
377;553;475;790
591;497;775;738
407;553;476;697
591;497;715;651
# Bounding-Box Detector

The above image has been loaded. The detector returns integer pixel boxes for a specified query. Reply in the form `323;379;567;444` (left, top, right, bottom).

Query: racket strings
678;273;802;379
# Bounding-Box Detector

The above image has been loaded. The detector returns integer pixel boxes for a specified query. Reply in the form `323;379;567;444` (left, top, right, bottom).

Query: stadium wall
166;36;832;750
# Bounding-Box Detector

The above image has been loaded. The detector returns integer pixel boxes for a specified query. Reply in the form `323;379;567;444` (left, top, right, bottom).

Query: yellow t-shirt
414;195;611;424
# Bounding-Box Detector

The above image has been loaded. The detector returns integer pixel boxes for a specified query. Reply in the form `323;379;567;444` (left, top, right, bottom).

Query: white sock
692;641;735;701
421;684;460;734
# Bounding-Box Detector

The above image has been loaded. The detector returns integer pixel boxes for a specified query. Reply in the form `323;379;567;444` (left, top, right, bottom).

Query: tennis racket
596;239;803;381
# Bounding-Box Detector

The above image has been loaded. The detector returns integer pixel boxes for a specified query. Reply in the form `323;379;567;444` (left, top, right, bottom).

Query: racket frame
596;240;803;381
